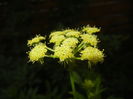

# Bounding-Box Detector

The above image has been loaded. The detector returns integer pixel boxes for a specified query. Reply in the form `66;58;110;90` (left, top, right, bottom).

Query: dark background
0;0;133;99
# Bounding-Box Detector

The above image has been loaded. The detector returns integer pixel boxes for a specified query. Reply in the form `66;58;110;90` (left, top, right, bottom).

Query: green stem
46;46;54;52
70;71;76;99
88;61;92;69
74;41;84;54
73;57;81;60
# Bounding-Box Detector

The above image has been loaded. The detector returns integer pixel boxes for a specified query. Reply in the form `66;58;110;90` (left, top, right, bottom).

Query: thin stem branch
74;41;84;54
46;46;54;52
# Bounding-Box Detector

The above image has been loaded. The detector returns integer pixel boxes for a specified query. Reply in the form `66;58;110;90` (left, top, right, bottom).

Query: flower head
49;31;65;37
54;45;74;61
50;35;65;45
64;29;81;38
62;37;79;48
82;26;100;34
27;35;45;46
80;47;104;64
28;43;47;62
81;34;99;47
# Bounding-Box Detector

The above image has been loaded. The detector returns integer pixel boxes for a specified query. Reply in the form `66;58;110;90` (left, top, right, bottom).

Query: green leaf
71;71;82;84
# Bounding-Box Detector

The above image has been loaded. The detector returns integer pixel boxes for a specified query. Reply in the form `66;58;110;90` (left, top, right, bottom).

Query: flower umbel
28;35;45;46
50;35;65;45
50;31;65;37
27;25;104;64
64;29;81;38
82;25;100;34
62;37;79;48
81;34;99;47
80;47;104;64
28;43;47;63
54;45;74;61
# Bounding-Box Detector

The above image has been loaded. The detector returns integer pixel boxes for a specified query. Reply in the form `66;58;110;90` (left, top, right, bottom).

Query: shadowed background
0;0;133;99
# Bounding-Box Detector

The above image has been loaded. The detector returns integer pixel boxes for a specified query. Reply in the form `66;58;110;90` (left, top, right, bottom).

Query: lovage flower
54;45;74;61
81;34;99;47
64;29;81;38
50;35;65;45
62;37;79;48
49;31;65;37
27;35;45;46
80;46;104;64
28;43;47;63
82;26;100;34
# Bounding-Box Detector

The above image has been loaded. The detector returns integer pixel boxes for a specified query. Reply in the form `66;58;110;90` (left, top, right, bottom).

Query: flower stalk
70;71;76;99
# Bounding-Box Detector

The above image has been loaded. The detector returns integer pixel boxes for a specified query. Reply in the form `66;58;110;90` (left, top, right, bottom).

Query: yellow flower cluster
49;29;81;61
27;25;104;64
50;31;65;37
28;43;47;62
81;34;98;47
54;45;74;61
28;35;45;46
50;35;65;45
80;47;104;64
62;37;79;48
64;29;81;38
82;25;100;34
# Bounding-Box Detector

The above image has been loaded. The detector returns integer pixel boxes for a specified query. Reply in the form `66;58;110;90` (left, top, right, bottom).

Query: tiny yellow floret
62;37;79;48
54;45;74;61
81;34;98;47
28;35;45;46
28;43;47;62
80;47;104;64
82;26;100;34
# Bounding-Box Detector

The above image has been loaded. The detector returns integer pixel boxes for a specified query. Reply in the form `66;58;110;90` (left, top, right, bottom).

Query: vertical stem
70;71;76;99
